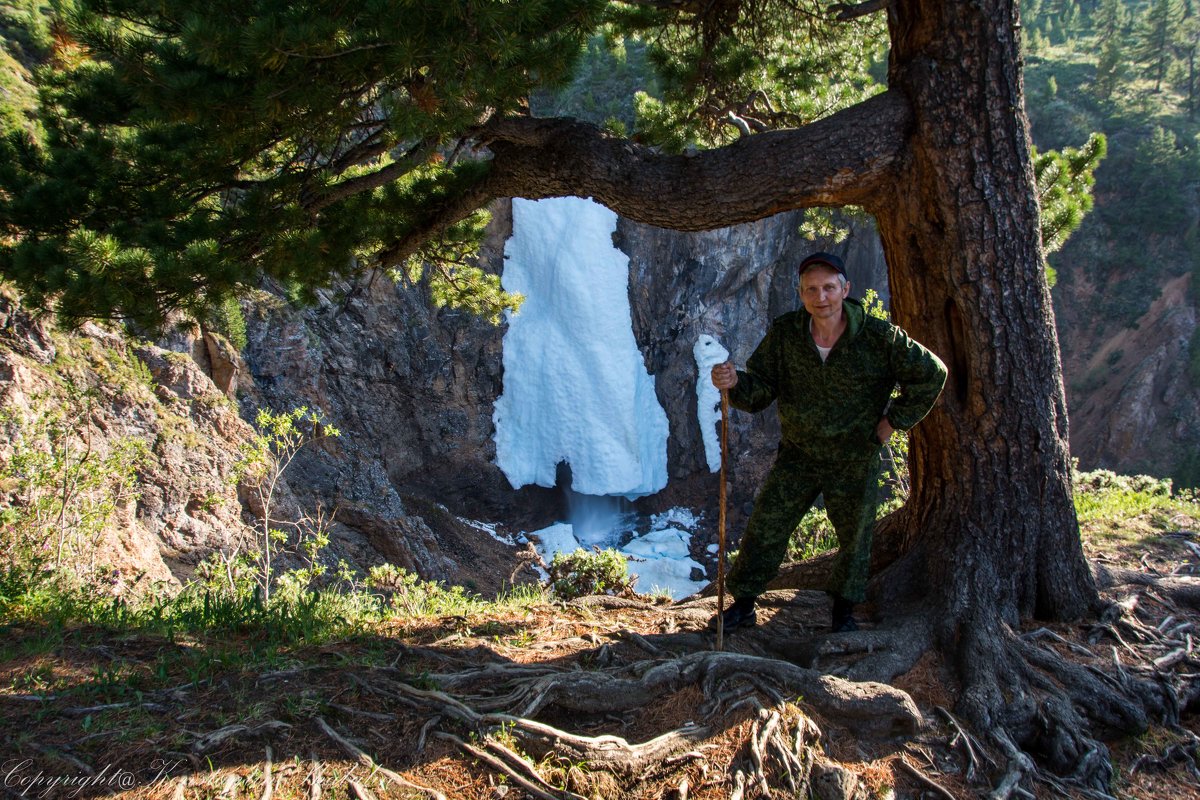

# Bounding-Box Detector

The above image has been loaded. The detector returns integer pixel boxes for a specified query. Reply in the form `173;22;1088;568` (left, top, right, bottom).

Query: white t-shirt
811;319;833;362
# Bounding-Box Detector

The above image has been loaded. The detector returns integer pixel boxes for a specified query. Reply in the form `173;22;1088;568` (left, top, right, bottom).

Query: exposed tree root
421;650;921;734
1093;563;1200;609
323;582;1200;798
325;640;928;799
433;731;587;800
942;602;1191;800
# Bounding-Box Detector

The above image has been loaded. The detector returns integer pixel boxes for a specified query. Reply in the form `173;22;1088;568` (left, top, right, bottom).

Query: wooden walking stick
716;388;730;652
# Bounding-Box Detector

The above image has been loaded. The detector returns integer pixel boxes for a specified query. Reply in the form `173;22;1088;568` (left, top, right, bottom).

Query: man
711;252;946;632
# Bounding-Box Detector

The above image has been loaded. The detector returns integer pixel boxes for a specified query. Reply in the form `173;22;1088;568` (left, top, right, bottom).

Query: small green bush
787;508;838;561
548;548;632;600
211;296;248;351
1073;464;1176;523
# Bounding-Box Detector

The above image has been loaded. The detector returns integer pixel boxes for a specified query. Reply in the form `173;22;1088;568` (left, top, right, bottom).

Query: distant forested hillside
1021;0;1200;487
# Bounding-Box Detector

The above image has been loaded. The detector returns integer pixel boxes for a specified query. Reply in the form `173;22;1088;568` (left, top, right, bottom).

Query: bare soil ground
3;521;1200;800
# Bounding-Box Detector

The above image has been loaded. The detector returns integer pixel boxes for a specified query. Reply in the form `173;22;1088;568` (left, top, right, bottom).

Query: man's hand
876;417;895;445
711;361;738;390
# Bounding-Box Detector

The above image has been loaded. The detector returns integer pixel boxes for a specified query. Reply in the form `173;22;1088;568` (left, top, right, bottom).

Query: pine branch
375;91;911;269
831;0;890;21
303;140;438;213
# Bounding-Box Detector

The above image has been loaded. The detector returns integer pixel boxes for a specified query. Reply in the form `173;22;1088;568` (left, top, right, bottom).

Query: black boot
831;595;858;633
711;596;757;631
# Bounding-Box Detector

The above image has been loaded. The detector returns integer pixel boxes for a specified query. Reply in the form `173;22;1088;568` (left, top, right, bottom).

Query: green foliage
1034;132;1106;256
786;507;837;560
548;547;632;599
364;563;501;617
0;0;606;328
0;387;146;587
0;0;57;138
235;405;341;603
1072;464;1185;523
1023;0;1200;331
797;207;872;244
0;0;54;59
395;205;521;323
613;2;887;150
1133;0;1185;91
209;296;248;351
532;34;660;130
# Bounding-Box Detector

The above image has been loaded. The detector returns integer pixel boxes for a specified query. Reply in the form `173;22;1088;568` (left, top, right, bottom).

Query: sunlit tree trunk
871;0;1098;642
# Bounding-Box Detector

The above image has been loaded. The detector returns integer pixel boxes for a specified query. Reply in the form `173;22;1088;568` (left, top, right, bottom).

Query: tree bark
870;0;1097;634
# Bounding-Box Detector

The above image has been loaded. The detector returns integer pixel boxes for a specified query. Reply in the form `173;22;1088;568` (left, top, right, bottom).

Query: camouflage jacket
729;298;947;463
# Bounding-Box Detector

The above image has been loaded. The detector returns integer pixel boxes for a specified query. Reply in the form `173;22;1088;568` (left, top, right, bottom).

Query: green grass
0;560;549;659
1072;466;1196;524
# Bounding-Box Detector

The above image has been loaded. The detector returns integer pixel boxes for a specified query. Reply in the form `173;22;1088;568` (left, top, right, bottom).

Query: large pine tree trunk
875;0;1096;628
866;0;1143;772
873;0;1099;733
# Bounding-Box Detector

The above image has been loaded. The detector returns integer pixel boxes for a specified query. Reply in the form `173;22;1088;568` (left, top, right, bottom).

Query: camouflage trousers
725;449;881;604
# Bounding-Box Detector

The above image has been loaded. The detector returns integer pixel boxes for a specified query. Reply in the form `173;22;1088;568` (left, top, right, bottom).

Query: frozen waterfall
492;196;668;498
491;197;706;599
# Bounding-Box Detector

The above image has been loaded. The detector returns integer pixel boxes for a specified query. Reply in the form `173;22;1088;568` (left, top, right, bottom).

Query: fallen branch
191;721;291;755
434;732;585;800
307;758;322;800
620;628;661;655
262;746;273;800
896;756;955;800
1153;649;1188;670
314;717;446;800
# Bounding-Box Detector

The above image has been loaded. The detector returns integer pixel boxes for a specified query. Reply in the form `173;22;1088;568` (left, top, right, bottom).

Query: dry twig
307;757;322;800
314;717;446;800
261;746;273;800
896;756;956;800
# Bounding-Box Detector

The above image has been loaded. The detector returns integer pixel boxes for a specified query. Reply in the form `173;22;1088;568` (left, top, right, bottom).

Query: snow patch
693;335;730;473
457;516;517;546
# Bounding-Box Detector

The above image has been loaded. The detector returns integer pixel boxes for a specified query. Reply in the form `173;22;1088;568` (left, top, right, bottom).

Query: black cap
798;251;847;279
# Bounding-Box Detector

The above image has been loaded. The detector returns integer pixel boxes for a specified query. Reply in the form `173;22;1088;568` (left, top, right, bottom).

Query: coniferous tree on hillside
1176;0;1200;116
1134;0;1185;91
1092;0;1131;98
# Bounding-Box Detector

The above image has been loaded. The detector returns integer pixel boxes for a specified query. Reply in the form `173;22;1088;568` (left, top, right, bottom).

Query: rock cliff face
234;201;545;593
0;292;258;592
1056;272;1200;482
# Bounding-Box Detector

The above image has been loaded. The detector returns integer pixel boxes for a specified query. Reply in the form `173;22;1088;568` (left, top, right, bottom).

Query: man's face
799;265;850;321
